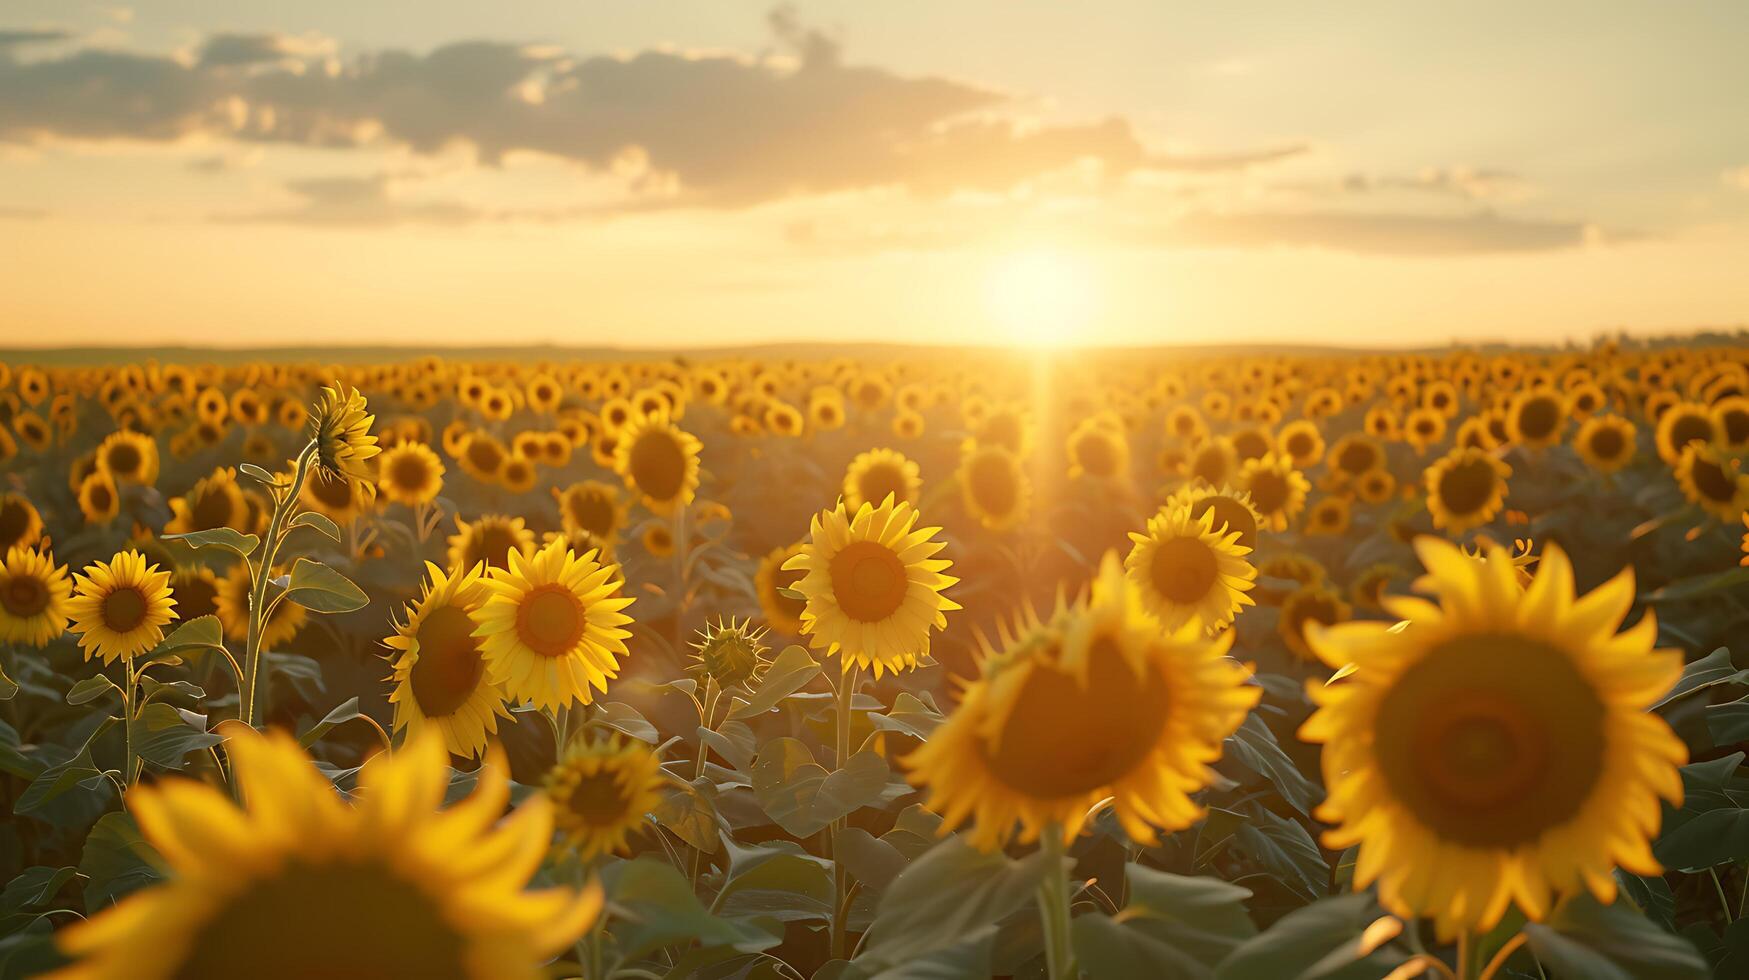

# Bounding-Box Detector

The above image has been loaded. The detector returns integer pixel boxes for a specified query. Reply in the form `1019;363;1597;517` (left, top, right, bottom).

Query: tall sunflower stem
242;439;317;729
1037;829;1076;980
1456;930;1476;980
828;666;858;961
1708;866;1734;922
686;678;719;887
120;658;138;786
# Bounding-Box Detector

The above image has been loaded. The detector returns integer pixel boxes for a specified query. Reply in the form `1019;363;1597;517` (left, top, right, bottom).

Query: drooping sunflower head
545;735;666;861
906;553;1258;850
1123;505;1256;634
474;537;636;711
958;441;1031;532
307;380;380;488
688;616;771;689
1423;446;1511;533
754;542;809;635
783;496;960;678
54;726;602;980
386;561;508;760
842;447;923;511
376;441;445;507
613;412;703;516
0;546;72;648
1299;537;1687;940
65;550;177;665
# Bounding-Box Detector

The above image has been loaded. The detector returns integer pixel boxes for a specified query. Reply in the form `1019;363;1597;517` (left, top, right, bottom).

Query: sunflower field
1;344;1748;979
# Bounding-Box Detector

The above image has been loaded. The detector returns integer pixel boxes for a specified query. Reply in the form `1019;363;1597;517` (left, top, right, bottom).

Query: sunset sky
2;1;1746;349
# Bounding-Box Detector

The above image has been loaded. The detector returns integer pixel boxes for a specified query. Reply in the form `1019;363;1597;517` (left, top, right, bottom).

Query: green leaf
130;703;223;770
1222;714;1321;816
161;526;259;559
288;510;343;544
1523;894;1708;980
1215;893;1406;980
1232;806;1328;901
282;557;368;614
604;858;777;962
265;651;326;703
1707;695;1749;745
1;866;78;914
651;777;720;853
66;674;121;706
594;700;658;744
1119;863;1256;967
139;615;228;665
867;692;946;741
750;740;892;838
1655;648;1749;711
0;660;17;700
15;745;108;814
1642;567;1749;604
298;697;365;749
79;812;162;909
728;645;821;720
699;719;757;771
1653;754;1749;871
713;851;833;923
854;835;1059;971
1075;914;1212;979
1616;871;1677;931
834;827;910;894
238;463;284;487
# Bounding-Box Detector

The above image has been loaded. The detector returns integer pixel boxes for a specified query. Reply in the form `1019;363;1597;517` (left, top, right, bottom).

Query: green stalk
828;667;857;961
120;658;138;785
1037;829;1076;980
242;440;317;728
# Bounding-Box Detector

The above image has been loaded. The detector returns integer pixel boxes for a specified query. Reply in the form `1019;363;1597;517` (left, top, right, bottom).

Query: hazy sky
2;1;1746;349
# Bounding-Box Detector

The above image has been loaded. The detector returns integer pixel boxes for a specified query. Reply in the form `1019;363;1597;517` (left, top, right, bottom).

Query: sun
984;247;1098;346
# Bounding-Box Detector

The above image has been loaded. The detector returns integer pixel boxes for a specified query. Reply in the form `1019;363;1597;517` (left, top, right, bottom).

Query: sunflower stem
120;658;138;785
242;439;317;728
1456;930;1476;980
1037;828;1076;980
828;666;857;961
1709;866;1734;922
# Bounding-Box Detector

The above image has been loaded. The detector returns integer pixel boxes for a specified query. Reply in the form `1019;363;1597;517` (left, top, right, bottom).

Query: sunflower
1185;437;1239;488
1277;584;1351;660
216;563;307;649
843;448;923;511
958;442;1030;532
14;411;52;451
448;514;536;573
1329;434;1386;478
308;380;380;490
1349;563;1404;611
1674;443;1749;521
78;470;121;525
1277;419;1325;468
96;429;160;486
555;480;624;545
1423;447;1511;533
1124;506;1256;633
1305;496;1351;536
783;496;959;678
1238;452;1310;532
613;413;703;516
299;467;370;525
1065;415;1129;481
1165;484;1262;551
1654;400;1716;465
641;522;675;557
169;567;221;621
1573;415;1636;473
544;735;667;861
377;442;445;507
0;546;72;647
689;616;771;689
1403;407;1446;454
1712;395;1749;452
892;411;925;440
165;468;248;536
905;554;1258;850
754;542;808;634
1506;388;1567;449
457;432;510;484
1354;468;1397;504
474;538;636;711
51;726;601;980
1299;538;1687;940
386;562;508;760
65;550;178;665
0;492;44;553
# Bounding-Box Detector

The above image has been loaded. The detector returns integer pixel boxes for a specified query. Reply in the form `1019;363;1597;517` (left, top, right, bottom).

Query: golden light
983;247;1099;346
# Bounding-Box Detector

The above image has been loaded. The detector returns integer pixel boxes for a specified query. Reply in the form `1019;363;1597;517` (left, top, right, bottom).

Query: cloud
0;29;75;50
1139;209;1600;256
221;174;483;226
0;16;1300;207
1281;166;1524;202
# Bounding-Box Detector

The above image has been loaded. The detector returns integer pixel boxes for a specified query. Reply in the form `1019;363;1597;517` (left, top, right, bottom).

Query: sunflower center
1374;633;1605;847
175;576;219;620
1668;414;1712;453
1436;459;1497;516
517;586;586;658
1149;536;1219;605
1191;497;1257;550
87;482;114;511
857;464;909;507
102;587;148;634
1516;398;1560;440
1336;442;1377;474
174;860;468;980
191;486;236;531
466;438;504;473
468;525;521;570
1247;471;1289;514
828;540;908;623
982;636;1169;798
3;574;48;618
1284;432;1314;458
568;492;616;536
389;453;430;490
1074;433;1119;478
1687;455;1739;503
1232;431;1269;461
411;605;485;717
1587;426;1625;460
309;471;354;509
0;502;27;545
627;432;684;501
565;769;633;827
967;454;1018;516
1192;449;1230;486
105;442;142;477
